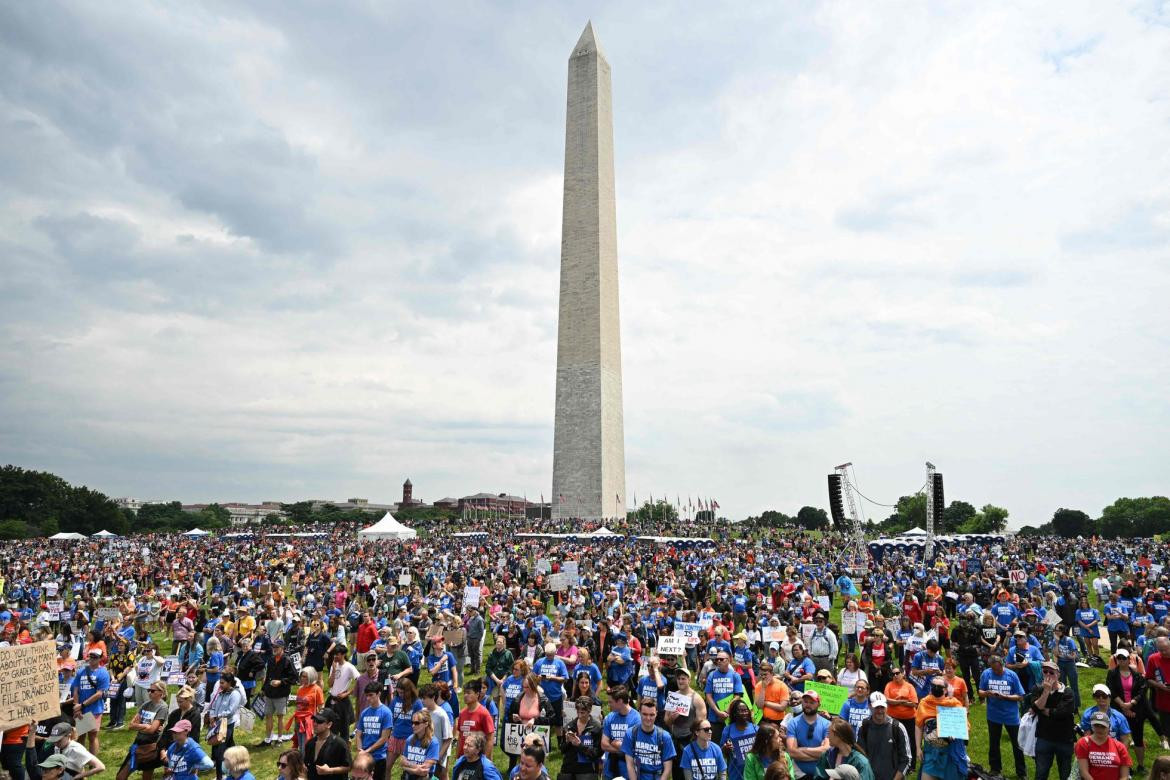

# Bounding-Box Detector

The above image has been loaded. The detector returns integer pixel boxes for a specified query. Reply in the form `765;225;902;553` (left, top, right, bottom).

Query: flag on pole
712;499;720;509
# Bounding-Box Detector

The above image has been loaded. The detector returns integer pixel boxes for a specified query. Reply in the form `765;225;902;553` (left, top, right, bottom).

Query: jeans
1;743;27;780
958;654;982;699
109;678;129;726
1033;738;1073;780
987;720;1027;778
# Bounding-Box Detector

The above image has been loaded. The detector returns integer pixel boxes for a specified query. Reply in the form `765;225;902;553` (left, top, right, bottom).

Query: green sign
806;681;849;717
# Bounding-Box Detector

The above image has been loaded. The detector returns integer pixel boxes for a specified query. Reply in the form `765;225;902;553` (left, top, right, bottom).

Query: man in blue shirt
978;655;1026;780
1104;593;1131;653
990;594;1020;636
608;634;635;689
910;639;945;699
703;652;744;745
622;698;675;780
603;687;642;780
784;690;831;779
534;642;569;729
1006;631;1044;691
355;682;394;780
71;648;110;756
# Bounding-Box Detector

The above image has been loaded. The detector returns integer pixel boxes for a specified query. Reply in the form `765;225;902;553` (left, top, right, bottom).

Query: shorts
388;736;407;755
266;696;288;715
548;697;565;724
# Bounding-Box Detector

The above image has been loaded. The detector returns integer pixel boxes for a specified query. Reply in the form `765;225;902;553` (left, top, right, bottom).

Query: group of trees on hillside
1018;497;1170;539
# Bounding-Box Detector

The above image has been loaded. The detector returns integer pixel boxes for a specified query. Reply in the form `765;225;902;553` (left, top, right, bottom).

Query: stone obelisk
551;22;626;522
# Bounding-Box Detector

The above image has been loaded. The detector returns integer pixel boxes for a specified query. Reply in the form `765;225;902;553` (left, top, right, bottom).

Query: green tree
136;501;189;532
280;501;315;525
1098;497;1170;538
627;500;678;525
961;504;1009;533
0;519;29;539
198;503;231;530
942;501;977;533
795;506;830;530
1051;508;1092;538
59;486;128;535
1017;523;1052;537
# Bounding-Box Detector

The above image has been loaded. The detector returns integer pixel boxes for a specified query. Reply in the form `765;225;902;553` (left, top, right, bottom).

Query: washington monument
551;22;626;522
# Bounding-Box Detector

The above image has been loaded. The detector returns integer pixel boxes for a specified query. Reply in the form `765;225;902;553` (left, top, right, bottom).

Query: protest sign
563;560;580;585
698;616;713;630
162;656;185;685
665;690;692;716
816;596;832;613
290;652;303;672
464;586;481;609
937;706;969;740
769;627;787;643
806;681;848;717
398;573;411;586
656;636;687;656
841;612;856;636
44;582;58;598
801;622;815;645
1043;609;1062;627
675;622;702;646
46;600;64;620
95;607;121;624
0;641;60;731
536;558;552;574
503;723;550;754
1008;570;1026;585
549;573;569;592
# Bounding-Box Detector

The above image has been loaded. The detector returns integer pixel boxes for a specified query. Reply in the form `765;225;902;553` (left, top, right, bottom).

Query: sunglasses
277;762;289;769
413;720;427;725
698;726;712;732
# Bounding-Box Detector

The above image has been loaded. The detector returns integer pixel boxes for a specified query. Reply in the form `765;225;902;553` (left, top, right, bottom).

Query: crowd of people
0;524;1169;780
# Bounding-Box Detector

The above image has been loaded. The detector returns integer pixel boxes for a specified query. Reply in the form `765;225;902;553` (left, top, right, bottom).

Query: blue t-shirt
990;602;1019;629
1076;609;1100;636
534;657;569;701
637;675;666;712
621;725;676;780
577;663;602;695
788;715;830;776
71;665;111;715
1105;602;1131;633
839;698;871;736
911;651;946;697
704;668;744;708
680;740;727;780
723;722;758;780
979;668;1024;725
358;703;394;759
785;658;815;692
403;735;440;773
427;651;458;683
390;696;424;739
502;675;525;713
603;709;642;779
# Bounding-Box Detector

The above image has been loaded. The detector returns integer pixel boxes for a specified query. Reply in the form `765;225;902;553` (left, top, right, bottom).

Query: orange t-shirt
295;684;324;717
2;725;29;745
883;679;919;721
946;676;969;705
755;678;791;722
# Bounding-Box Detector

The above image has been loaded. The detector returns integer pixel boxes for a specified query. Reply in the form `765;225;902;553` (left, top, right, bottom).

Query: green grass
90;589;1170;780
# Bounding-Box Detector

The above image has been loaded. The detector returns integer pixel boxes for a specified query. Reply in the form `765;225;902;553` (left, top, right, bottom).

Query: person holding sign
623;698;676;780
703;653;744;745
665;670;706;778
71;648;110;757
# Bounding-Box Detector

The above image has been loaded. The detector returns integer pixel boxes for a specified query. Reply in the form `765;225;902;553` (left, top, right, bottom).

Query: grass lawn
89;586;1170;780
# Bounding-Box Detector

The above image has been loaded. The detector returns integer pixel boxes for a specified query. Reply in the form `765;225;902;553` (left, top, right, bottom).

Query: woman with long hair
401;711;440;779
388;678;424;774
743;724;790;780
837;655;867;691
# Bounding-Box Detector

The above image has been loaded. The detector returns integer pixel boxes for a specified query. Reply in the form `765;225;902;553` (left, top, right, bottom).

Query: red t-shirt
1146;653;1170;711
456;703;495;755
1075;736;1131;780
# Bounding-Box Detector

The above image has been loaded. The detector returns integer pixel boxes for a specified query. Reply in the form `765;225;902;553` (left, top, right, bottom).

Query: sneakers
1162;738;1169;750
262;736;274;745
279;733;292;741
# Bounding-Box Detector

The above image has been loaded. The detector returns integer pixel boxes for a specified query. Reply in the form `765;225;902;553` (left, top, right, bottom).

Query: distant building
459;493;529;519
183;501;286;526
526;502;552;521
400;479;423;507
434;497;460;511
308;498;396;514
114;497;168;514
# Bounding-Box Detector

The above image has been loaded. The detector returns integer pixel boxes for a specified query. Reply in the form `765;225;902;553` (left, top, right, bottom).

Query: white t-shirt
330;661;359;697
56;741;98;774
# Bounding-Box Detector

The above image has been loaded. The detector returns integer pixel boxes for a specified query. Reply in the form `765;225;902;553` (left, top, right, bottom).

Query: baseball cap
38;756;68;770
49;722;72;741
1092;684;1111;696
170;719;193;733
313;708;338;724
274;639;285;647
869;693;887;708
87;648;103;657
801;689;821;703
1041;660;1058;671
1089;711;1110;727
1115;649;1130;658
827;766;861;780
768;642;779;651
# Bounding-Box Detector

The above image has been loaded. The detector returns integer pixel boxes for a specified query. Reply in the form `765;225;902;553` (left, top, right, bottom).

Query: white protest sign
656;636;687;656
1008;570;1026;585
503;723;550;754
665;690;692;715
769;627;787;643
464;586;481;609
816;596;831;613
95;607;121;623
675;622;702;646
549;573;569;592
44;583;59;598
536;559;552;574
841;612;856;636
0;641;60;731
398;573;411;586
46;601;64;620
698;617;713;630
801;622;815;645
563;561;580;585
936;705;969;740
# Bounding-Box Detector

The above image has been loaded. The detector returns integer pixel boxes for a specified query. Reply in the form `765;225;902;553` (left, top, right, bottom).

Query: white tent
900;527;928;536
92;529;118;538
589;526;620;538
49;532;87;541
358;512;417;541
183;528;211;536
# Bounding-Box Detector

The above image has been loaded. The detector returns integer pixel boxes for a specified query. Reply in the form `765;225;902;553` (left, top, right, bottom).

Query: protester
856;694;910;780
1075;712;1132;780
1025;660;1076;780
303;709;351;780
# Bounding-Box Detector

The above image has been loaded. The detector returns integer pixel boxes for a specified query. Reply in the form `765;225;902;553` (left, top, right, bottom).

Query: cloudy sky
2;2;1168;528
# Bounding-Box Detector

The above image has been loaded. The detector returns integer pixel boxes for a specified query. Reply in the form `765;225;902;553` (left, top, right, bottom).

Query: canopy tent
358;512;418;541
183;528;211;536
91;530;118;538
590;526;620;537
49;532;87;541
900;527;928;536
